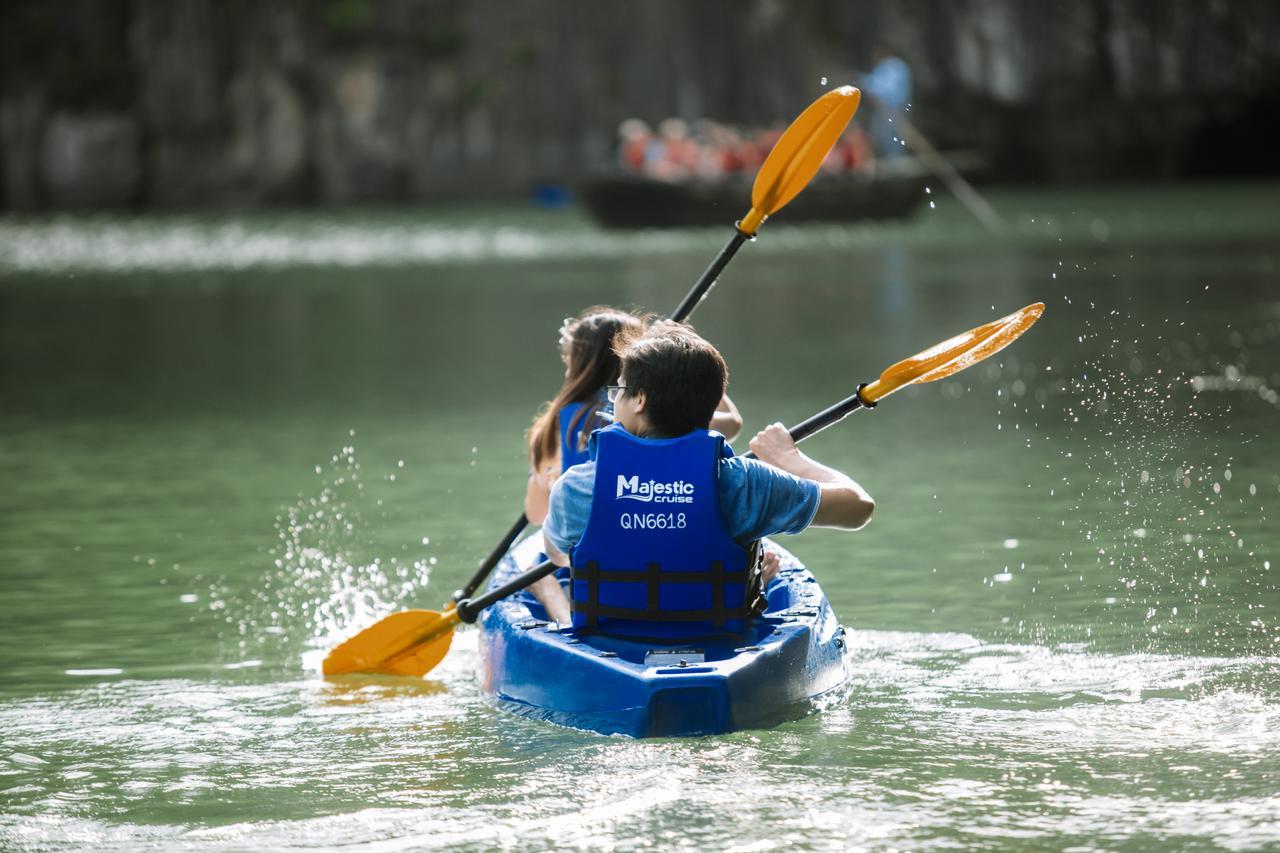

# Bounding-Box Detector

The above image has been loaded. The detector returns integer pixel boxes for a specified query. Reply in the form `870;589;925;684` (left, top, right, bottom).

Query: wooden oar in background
893;110;1003;233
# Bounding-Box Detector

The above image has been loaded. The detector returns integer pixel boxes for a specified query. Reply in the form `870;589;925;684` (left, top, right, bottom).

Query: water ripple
1;630;1275;850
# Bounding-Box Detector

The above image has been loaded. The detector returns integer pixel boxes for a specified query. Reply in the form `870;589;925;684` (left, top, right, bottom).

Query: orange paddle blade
739;86;862;235
376;627;454;677
322;607;460;676
861;303;1045;404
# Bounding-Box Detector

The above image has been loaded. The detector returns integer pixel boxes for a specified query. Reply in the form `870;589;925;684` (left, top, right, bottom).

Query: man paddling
532;320;873;632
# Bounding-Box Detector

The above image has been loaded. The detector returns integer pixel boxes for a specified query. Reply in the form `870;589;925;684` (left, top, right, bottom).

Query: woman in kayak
524;307;742;525
533;320;873;628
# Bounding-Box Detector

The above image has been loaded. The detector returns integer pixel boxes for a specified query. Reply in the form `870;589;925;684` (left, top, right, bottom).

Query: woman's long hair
529;306;645;472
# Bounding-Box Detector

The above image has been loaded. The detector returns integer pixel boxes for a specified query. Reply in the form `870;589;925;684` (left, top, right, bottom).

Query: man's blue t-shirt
543;455;821;556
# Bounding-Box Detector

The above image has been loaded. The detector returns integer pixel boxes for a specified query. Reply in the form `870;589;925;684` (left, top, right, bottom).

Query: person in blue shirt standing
524;307;742;525
861;43;912;160
532;320;873;629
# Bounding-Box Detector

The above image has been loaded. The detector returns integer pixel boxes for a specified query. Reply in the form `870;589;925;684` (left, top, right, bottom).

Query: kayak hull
477;535;850;738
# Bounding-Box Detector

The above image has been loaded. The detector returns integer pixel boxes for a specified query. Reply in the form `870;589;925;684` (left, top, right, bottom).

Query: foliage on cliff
2;0;1278;210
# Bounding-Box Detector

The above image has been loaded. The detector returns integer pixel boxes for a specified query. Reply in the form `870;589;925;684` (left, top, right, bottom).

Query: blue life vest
558;400;602;471
570;423;750;638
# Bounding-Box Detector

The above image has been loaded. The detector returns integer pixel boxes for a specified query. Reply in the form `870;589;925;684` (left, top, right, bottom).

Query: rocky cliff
3;0;1278;211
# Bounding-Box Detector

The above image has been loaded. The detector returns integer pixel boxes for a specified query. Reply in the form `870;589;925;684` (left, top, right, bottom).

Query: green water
2;184;1278;850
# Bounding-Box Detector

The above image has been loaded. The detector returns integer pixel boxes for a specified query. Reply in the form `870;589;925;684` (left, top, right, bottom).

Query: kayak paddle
323;302;1044;677
443;87;863;609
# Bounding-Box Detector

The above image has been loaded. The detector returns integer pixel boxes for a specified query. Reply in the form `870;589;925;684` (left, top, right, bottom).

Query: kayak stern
478;535;850;738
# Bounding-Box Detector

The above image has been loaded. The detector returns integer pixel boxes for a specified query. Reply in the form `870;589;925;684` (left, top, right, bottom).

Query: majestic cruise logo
615;474;695;503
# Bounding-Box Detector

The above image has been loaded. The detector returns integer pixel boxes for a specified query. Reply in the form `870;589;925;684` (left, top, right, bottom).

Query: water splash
986;295;1276;656
209;439;435;670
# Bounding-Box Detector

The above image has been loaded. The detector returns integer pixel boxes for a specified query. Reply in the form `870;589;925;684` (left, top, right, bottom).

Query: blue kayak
477;534;851;737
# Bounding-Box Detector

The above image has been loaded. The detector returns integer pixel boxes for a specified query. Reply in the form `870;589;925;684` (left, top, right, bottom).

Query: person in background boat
860;43;913;160
616;118;656;173
532;321;874;626
692;118;729;180
647;118;699;181
617;117;874;180
524;307;742;526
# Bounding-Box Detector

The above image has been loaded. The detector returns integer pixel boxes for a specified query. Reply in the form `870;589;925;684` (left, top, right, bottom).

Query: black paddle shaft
457;557;558;623
454;514;530;602
743;384;874;459
455;383;875;623
450;227;751;605
670;230;749;323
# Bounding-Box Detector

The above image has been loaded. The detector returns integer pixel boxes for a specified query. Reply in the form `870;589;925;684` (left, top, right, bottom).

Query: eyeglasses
606;385;627;404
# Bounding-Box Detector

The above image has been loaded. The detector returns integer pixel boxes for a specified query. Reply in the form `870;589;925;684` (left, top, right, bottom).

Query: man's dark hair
615;320;727;436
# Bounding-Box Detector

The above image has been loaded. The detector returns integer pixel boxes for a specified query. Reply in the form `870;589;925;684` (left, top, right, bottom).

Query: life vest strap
571;559;749;627
571;601;752;623
570;564;751;585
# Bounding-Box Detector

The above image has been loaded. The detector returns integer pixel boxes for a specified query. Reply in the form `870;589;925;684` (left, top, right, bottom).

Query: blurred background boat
579;153;986;229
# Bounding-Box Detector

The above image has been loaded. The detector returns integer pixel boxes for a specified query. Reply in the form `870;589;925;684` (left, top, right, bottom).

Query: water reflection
320;674;449;703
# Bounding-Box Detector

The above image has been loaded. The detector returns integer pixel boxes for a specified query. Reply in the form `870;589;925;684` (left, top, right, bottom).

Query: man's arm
748;423;874;530
709;394;743;442
523;448;560;526
543;530;570;567
530;472;587;625
527;532;571;624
